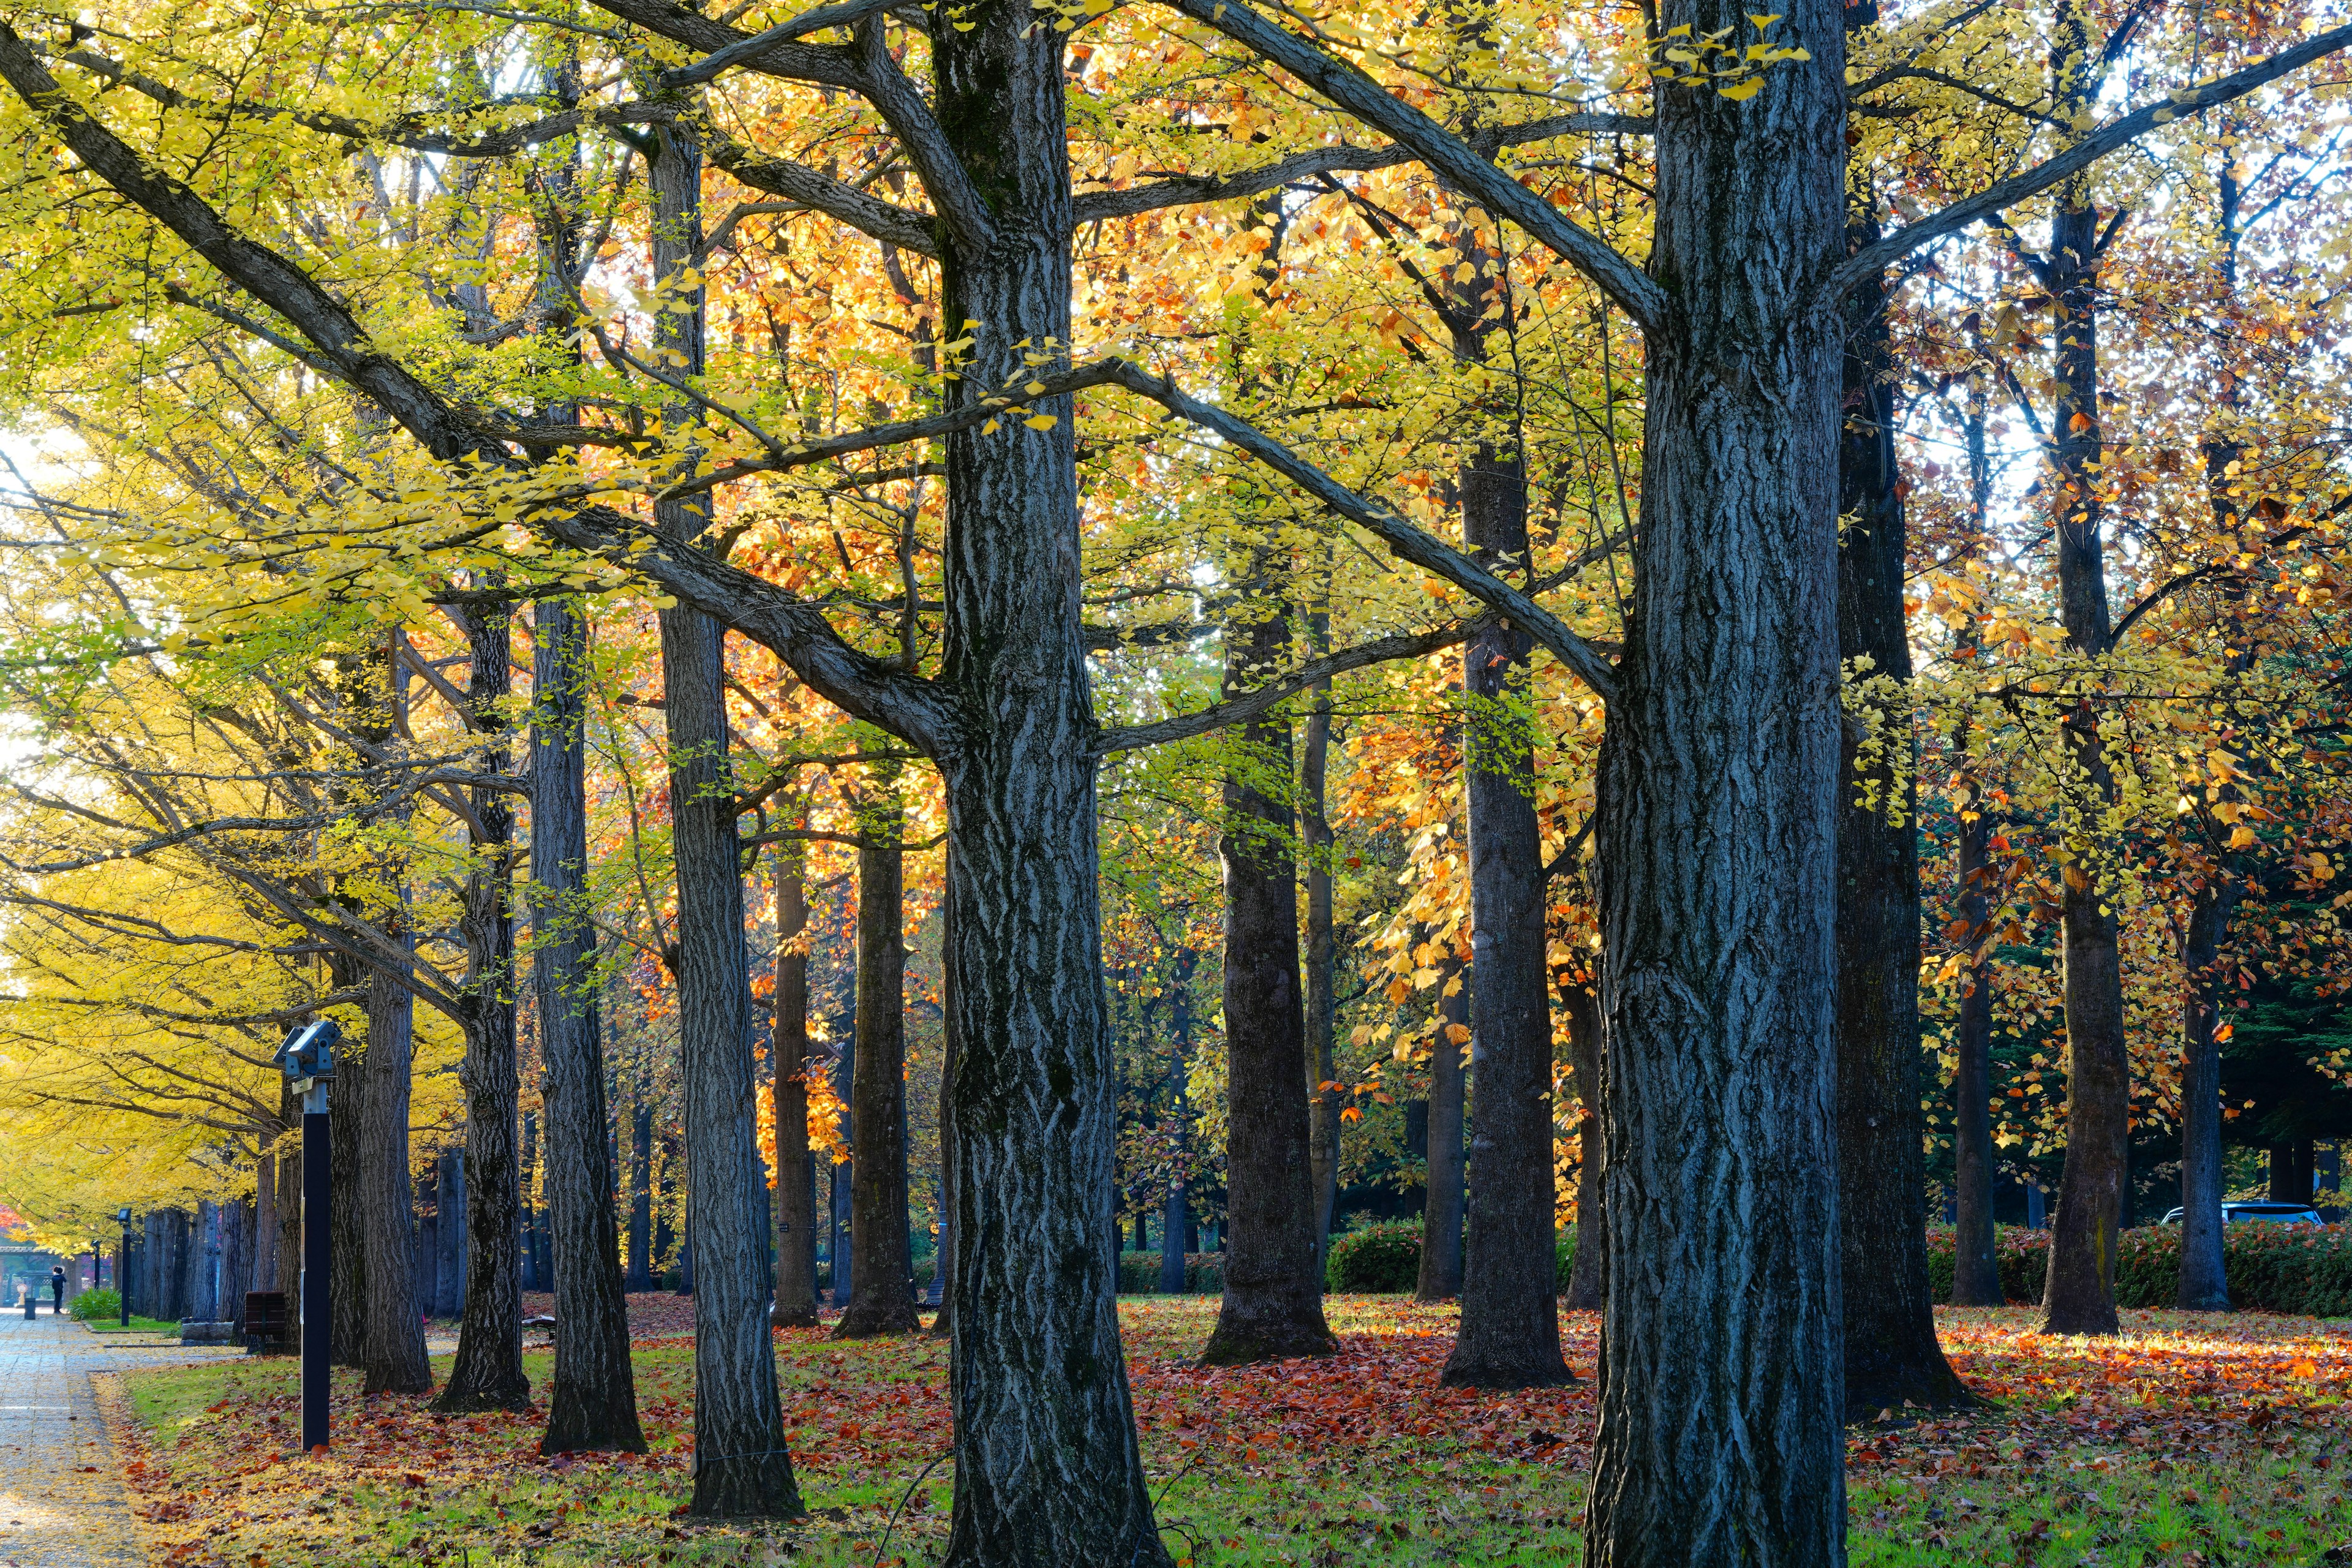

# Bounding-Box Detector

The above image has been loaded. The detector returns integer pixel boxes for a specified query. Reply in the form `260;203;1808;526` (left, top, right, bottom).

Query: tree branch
1832;22;2352;295
0;25;959;756
1097;358;1616;701
1098;622;1476;753
706;133;940;255
1150;0;1668;336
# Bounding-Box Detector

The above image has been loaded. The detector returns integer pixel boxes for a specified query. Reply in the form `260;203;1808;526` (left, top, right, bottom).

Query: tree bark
436;598;530;1412
1950;801;2003;1306
2270;1142;2316;1204
361;944;431;1393
650;110;804;1518
2179;883;2235;1308
1560;979;1605;1313
2179;135;2248;1316
1201;588;1335;1365
533;593;647;1450
2037;0;2130;1340
773;842;821;1329
1446;370;1567;1391
1415;955;1468;1303
837;783;920;1338
1587;1;1849;1554
435;1148;467;1317
1836;172;1969;1414
929;10;1169;1560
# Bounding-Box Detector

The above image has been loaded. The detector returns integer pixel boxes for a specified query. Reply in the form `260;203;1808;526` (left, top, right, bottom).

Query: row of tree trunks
125;1205;258;1324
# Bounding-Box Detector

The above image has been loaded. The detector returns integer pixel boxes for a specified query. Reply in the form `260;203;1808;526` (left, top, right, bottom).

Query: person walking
48;1264;64;1315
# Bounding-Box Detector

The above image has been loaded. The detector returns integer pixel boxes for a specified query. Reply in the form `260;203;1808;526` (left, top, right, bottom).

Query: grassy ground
83;1314;186;1335
104;1298;2352;1567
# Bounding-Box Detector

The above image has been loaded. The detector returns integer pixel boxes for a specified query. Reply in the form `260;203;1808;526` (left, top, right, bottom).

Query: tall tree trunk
1560;979;1605;1312
533;593;647;1449
930;11;1169;1560
328;982;366;1360
2179;883;2236;1308
2037;0;2130;1340
361;944;431;1393
1836;156;1968;1414
774;842;821;1329
2179;135;2250;1316
1415;954;1468;1303
1950;798;2003;1306
837;781;919;1338
437;598;530;1412
1446;356;1567;1391
2270;1142;2315;1204
1588;0;1849;1553
190;1202;219;1325
253;1155;278;1298
1948;368;2003;1310
650;110;804;1519
1302;663;1340;1280
435;1148;467;1317
1201;589;1334;1365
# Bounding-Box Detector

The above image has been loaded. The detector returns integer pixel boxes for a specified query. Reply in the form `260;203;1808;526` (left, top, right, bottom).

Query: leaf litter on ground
92;1297;2352;1566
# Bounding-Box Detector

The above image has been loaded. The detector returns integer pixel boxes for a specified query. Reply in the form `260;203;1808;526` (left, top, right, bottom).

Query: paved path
0;1306;236;1568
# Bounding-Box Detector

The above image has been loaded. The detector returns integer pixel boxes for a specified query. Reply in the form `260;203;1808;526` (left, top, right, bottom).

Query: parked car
2158;1202;2324;1226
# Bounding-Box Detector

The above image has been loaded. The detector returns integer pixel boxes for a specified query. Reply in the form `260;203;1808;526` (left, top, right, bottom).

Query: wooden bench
243;1291;292;1355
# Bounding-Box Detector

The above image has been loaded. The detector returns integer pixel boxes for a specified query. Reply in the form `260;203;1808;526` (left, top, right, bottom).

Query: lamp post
115;1208;130;1327
277;1019;339;1456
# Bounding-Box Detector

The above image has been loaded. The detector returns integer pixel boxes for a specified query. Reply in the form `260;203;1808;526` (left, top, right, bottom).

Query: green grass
83;1313;189;1335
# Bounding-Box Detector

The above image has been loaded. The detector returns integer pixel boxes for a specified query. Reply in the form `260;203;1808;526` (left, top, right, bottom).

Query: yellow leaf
2228;824;2258;850
1025;414;1058;430
1717;76;1764;100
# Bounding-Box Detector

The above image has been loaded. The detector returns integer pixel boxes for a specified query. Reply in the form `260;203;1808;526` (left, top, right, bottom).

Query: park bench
242;1291;290;1355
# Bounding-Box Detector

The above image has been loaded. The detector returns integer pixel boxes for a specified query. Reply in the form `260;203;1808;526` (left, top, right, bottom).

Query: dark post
303;1085;330;1450
277;1019;340;1455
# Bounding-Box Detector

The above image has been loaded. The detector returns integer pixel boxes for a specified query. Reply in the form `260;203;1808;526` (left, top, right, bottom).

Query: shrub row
1318;1223;1587;1295
1925;1223;2352;1316
68;1287;119;1322
1114;1252;1226;1295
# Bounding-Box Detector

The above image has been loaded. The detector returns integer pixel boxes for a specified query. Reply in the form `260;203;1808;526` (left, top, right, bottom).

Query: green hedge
1302;1223;1583;1296
67;1287;118;1322
1328;1223;1422;1292
1925;1223;2352;1316
1115;1252;1225;1295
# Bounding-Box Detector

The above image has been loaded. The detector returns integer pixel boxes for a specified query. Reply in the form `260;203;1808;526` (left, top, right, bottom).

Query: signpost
277;1020;338;1456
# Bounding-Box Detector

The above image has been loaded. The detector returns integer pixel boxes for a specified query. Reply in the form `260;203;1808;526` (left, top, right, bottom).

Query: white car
2158;1202;2324;1226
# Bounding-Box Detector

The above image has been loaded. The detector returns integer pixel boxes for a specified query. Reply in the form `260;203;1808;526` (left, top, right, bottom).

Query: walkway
0;1305;237;1567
